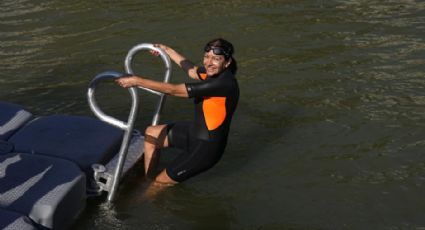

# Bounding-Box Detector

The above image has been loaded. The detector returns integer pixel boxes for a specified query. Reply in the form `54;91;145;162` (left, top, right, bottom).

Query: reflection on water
1;0;425;229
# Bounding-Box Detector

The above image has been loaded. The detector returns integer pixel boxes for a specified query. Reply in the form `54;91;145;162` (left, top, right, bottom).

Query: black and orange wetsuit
166;67;239;182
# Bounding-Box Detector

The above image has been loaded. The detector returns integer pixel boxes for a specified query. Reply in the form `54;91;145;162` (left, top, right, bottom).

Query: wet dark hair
205;38;238;75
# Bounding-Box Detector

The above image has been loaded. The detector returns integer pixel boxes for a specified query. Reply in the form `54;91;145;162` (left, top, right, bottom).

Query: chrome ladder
87;43;172;202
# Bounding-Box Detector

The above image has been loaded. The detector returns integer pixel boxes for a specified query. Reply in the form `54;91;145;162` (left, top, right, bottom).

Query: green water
1;1;425;229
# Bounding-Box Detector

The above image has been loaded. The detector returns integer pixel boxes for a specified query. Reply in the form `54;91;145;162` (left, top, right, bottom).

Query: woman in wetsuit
116;38;239;185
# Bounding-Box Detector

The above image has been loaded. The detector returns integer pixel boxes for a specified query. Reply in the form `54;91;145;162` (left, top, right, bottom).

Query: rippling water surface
1;1;425;229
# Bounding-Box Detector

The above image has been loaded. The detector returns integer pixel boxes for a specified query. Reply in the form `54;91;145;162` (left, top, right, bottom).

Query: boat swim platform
0;43;171;229
0;101;145;229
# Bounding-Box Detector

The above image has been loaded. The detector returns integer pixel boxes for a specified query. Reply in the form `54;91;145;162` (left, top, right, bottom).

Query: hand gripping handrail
88;71;138;130
125;43;172;125
87;70;139;202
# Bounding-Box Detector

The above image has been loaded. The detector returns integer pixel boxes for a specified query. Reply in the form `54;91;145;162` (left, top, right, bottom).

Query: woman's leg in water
143;124;168;177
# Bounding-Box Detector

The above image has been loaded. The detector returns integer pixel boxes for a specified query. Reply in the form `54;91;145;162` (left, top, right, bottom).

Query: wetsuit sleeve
185;73;235;98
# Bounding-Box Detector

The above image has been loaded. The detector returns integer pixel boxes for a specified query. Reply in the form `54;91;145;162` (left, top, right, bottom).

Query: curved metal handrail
87;70;139;130
125;43;172;96
87;70;139;202
87;43;173;202
124;43;172;125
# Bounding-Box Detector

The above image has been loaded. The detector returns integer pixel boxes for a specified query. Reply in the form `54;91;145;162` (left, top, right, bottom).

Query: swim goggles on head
204;46;230;58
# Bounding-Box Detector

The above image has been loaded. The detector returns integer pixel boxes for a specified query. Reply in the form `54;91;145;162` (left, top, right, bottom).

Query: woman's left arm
152;44;199;80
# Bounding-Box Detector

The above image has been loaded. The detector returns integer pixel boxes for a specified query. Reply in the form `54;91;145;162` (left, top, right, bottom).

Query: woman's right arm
153;44;199;80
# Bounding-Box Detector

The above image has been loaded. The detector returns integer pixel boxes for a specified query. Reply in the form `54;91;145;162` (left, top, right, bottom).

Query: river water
1;1;425;229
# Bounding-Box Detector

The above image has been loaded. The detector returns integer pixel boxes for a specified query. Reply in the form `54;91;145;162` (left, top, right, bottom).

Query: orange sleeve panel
202;97;226;130
199;73;207;80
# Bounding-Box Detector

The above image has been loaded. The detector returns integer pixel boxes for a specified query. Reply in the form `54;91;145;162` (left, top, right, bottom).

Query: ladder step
92;132;144;193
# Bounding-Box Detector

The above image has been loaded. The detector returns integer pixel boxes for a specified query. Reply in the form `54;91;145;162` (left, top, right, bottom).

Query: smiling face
203;50;231;77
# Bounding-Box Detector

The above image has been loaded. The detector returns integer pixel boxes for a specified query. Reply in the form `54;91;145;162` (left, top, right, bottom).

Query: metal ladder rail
125;43;172;126
87;70;139;202
87;43;172;202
